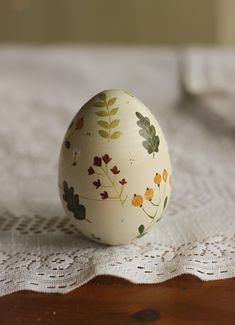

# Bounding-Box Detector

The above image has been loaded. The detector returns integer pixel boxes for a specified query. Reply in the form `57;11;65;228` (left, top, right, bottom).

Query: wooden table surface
1;275;234;325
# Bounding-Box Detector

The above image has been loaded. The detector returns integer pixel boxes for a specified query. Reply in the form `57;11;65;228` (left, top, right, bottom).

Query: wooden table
1;275;234;325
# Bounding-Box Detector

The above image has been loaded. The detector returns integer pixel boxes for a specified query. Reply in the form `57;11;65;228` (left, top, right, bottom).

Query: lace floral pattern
0;211;234;295
0;46;234;296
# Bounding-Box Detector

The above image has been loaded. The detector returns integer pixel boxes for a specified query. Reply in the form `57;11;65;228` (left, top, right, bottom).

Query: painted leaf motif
97;120;110;129
110;119;120;128
64;140;71;149
150;125;156;137
142;140;153;154
139;128;149;140
95;111;109;116
137;121;143;128
154;136;160;151
95;94;121;141
94;101;105;107
108;97;117;106
144;117;150;126
136;112;143;120
62;181;86;220
110;107;119;115
99;92;106;100
136;112;160;157
74;204;86;220
138;224;145;234
110;131;122;139
99;130;109;138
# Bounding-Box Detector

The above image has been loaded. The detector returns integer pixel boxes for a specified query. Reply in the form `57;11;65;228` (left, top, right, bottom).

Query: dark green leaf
63;181;69;192
136;111;160;157
64;140;71;149
153;136;160;151
62;181;86;221
138;224;145;234
136;112;144;120
150;125;156;137
144;117;150;126
74;204;86;220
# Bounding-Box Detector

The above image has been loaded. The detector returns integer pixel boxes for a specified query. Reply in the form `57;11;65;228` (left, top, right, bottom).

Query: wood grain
1;275;235;325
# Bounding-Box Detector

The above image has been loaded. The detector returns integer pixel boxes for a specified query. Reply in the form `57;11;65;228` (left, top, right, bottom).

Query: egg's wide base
81;232;144;246
73;219;150;246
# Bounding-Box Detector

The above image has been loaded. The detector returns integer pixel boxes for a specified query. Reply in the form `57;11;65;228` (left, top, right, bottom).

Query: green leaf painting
136;112;160;158
138;224;145;235
137;224;148;238
62;181;90;222
110;131;122;139
97;121;109;128
110;108;119;115
94;101;105;108
98;130;109;138
95;111;108;117
94;92;122;141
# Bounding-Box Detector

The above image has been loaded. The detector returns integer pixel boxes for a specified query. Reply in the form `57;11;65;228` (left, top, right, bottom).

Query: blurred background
0;0;235;45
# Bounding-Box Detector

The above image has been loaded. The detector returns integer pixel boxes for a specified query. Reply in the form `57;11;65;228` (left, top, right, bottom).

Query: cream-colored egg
58;89;172;245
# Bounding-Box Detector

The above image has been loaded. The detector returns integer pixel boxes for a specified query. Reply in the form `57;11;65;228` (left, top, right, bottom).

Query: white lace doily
0;46;234;296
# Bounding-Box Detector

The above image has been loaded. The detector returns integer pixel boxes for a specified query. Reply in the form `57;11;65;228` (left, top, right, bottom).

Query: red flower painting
88;154;127;206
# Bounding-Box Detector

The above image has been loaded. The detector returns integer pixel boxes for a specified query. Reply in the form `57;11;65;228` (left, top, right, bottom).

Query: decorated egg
58;89;172;245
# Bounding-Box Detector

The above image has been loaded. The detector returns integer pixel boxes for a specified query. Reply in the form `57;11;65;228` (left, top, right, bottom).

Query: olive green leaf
94;101;105;108
136;112;160;158
95;111;109;116
99;92;106;100
97;120;110;129
98;130;109;138
110;107;119;115
94;95;122;141
110;131;122;139
110;119;120;128
108;97;117;106
62;181;86;221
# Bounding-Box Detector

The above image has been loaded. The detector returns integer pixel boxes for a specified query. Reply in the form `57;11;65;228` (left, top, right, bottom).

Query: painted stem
150;201;159;207
141;206;154;219
104;99;111;141
122;195;128;205
100;166;126;206
80;195;121;202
